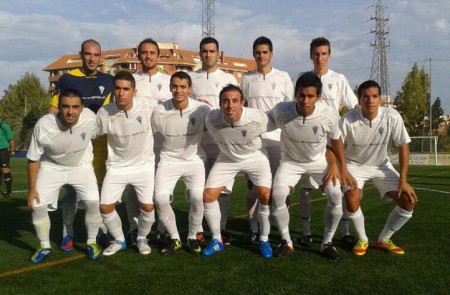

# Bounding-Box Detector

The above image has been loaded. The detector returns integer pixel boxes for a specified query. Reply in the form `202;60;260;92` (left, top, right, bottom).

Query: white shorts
155;159;205;201
101;166;155;205
299;174;320;190
33;165;99;211
273;160;328;189
206;153;272;193
345;162;400;200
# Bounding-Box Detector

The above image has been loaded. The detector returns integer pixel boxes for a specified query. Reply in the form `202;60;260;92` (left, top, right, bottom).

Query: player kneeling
202;84;273;258
341;80;417;256
27;89;102;263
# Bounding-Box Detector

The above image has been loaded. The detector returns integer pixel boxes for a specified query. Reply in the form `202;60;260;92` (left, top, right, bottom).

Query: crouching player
27;89;102;263
202;84;273;258
269;72;356;261
341;80;417;256
97;71;157;256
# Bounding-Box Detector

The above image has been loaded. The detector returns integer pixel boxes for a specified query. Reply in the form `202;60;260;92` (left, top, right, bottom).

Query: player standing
126;38;172;246
153;71;210;255
97;71;156;256
48;39;113;251
0;119;14;198
341;80;417;256
189;37;238;244
240;36;294;244
269;72;356;261
27;89;102;263
202;84;273;258
298;37;358;248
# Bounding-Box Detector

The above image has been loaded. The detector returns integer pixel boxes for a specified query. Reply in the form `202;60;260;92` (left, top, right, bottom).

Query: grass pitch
0;159;449;294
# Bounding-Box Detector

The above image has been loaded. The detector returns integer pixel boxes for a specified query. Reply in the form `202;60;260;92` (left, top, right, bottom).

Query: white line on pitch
413;187;450;194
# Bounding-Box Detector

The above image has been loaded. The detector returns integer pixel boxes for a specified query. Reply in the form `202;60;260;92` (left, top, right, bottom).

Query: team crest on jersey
136;116;142;125
99;86;105;94
312;125;319;135
80;132;86;141
157;84;162;91
190;118;196;125
271;83;276;90
215;81;220;88
241;129;247;137
328;83;333;90
378;127;384;136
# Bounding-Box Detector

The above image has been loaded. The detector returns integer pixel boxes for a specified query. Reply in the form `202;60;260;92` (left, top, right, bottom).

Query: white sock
378;206;413;242
156;194;179;241
299;188;312;236
347;207;368;241
62;186;77;237
137;209;155;240
321;184;344;246
218;193;230;231
340;197;351;236
258;204;271;242
83;200;101;244
271;185;291;243
204;201;221;241
247;190;259;233
188;189;204;240
102;210;125;242
32;206;51;248
126;187;140;232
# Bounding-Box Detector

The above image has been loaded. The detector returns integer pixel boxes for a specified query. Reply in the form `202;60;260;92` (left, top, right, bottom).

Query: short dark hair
295;72;322;97
357;80;381;99
253;36;273;52
310;37;331;56
137;38;160;56
58;88;84;106
114;70;136;89
170;71;192;87
81;39;101;53
219;84;244;103
199;37;219;51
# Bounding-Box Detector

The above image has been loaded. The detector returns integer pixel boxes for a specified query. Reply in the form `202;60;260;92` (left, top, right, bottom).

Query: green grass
0;159;449;294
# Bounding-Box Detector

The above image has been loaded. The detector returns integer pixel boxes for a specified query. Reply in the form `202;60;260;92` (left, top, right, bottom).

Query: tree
394;64;430;136
0;72;49;150
431;97;444;131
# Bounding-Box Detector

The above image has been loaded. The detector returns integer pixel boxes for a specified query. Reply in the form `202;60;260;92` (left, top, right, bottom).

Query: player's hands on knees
323;164;340;187
341;170;357;190
27;190;40;210
397;181;418;203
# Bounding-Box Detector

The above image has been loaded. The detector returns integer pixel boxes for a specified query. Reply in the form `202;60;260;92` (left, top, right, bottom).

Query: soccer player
126;38;172;246
298;37;359;248
27;89;102;263
189;37;238;244
97;71;156;256
0;119;14;198
240;36;294;244
269;72;356;261
341;80;417;256
202;84;273;258
152;71;210;255
48;39;114;251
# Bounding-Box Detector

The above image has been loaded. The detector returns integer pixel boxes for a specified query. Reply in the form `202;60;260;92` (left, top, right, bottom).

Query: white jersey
27;108;97;169
268;101;341;163
133;71;172;152
340;106;411;167
318;69;358;111
133;71;172;104
97;98;155;172
241;68;294;144
152;98;210;162
189;68;238;109
206;107;267;162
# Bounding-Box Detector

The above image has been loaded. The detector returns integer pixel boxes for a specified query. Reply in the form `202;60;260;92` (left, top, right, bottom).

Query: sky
0;0;449;113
